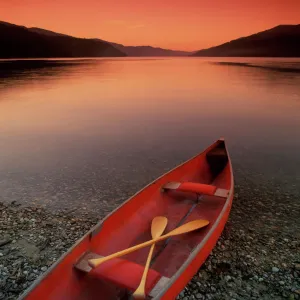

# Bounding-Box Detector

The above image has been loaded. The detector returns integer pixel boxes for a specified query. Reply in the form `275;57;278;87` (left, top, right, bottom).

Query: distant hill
29;27;70;37
0;21;126;58
28;32;191;56
108;42;191;57
193;25;300;57
28;29;192;56
91;38;191;56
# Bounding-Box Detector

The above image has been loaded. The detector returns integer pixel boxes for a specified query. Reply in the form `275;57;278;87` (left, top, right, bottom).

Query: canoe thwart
162;181;217;195
162;181;228;198
74;251;168;296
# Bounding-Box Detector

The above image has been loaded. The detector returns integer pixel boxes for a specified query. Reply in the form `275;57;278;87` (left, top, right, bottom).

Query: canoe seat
74;251;169;297
162;181;229;198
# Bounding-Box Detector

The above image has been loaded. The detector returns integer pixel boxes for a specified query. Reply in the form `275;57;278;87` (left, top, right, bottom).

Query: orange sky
1;0;300;51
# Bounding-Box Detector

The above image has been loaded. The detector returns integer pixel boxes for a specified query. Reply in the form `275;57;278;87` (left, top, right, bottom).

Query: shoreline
1;183;299;300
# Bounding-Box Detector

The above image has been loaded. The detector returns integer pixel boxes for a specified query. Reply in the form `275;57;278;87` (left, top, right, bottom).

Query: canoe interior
22;139;232;300
90;140;230;277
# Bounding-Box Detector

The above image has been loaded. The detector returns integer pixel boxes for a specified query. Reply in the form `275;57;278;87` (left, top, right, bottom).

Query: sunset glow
1;0;300;51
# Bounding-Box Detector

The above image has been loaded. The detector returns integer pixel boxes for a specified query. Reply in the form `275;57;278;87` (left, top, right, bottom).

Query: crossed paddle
88;217;209;299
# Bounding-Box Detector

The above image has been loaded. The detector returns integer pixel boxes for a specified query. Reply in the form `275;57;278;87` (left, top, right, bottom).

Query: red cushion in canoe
178;182;217;195
90;257;161;294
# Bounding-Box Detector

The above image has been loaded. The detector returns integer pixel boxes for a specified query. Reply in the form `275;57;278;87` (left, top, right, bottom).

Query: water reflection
0;58;299;214
214;61;300;73
0;59;110;95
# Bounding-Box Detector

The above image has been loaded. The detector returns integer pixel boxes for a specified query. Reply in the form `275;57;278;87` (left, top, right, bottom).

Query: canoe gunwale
19;137;232;300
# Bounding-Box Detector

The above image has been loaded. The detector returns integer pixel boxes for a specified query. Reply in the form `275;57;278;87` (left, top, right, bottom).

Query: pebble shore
1;183;299;300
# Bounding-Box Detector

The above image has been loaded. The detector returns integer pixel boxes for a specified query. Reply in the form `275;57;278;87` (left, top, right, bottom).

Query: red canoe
20;138;234;300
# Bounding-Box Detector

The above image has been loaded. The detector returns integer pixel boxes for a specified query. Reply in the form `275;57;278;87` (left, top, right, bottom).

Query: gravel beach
1;180;299;300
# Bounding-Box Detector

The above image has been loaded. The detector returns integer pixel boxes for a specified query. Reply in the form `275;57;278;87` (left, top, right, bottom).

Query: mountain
91;38;191;56
0;21;126;58
30;32;191;56
193;25;300;57
108;42;191;56
28;29;192;56
29;27;69;37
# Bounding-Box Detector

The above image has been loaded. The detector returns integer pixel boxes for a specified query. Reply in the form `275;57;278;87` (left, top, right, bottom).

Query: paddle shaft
133;242;155;299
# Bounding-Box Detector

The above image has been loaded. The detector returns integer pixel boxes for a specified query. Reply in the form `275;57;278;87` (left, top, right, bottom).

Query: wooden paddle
88;219;209;268
132;216;168;299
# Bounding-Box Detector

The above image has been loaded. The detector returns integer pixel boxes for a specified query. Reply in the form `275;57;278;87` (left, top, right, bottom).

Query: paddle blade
167;219;209;236
151;216;168;239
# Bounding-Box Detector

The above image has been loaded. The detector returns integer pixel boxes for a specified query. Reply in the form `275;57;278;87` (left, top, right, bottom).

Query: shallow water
0;57;300;215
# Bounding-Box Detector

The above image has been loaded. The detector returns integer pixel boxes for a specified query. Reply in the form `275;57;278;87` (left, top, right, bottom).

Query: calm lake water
0;58;300;216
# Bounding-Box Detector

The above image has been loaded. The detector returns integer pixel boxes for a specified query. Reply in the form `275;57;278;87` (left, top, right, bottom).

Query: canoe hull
20;138;234;300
